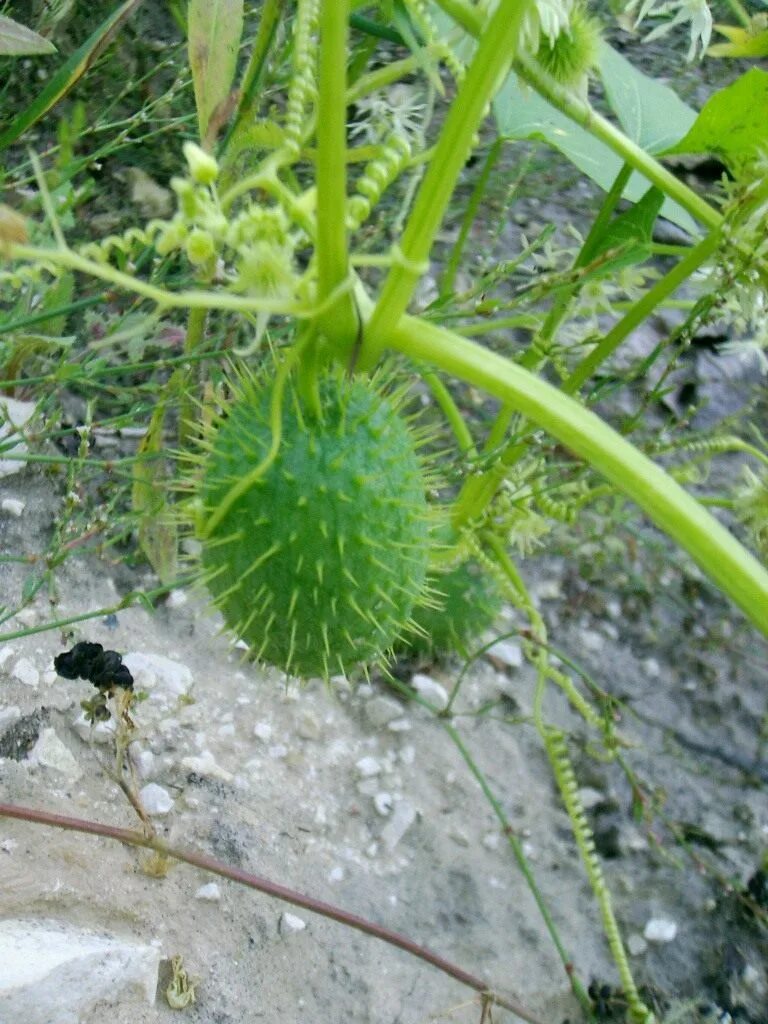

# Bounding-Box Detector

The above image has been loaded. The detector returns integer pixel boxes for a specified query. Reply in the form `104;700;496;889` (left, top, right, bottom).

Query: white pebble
482;832;500;851
165;590;187;608
0;498;24;517
381;799;417;851
578;787;606;810
11;657;39;688
355;756;381;778
365;697;403;728
71;712;115;745
139;784;173;816
0;706;21;729
122;652;192;698
387;718;411;732
486;640;523;668
373;792;394;817
181;750;233;783
253;722;272;742
328;866;344;883
195;883;221;902
627;933;648;956
399;745;415;766
581;630;604;653
133;750;155;779
643;918;677;943
535;579;562;601
0;647;15;669
279;913;307;935
642;657;661;679
28;728;81;780
411;673;449;710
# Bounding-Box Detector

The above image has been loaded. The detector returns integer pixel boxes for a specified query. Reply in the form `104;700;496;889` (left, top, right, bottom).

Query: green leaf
581;186;664;270
664;68;768;175
597;42;697;155
0;14;57;56
188;0;244;148
492;73;697;235
0;0;144;152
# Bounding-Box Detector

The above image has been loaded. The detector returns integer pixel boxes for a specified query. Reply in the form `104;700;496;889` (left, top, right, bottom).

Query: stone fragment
29;728;81;780
0;918;159;1023
486;640;523;669
578;787;606;810
72;711;116;745
195;883;221;902
381;799;417;851
355;756;381;778
279;913;307;935
11;657;39;688
643;918;678;943
139;783;174;816
411;673;449;710
1;498;25;517
365;696;403;728
122;651;193;698
0;398;35;477
253;721;272;742
181;750;233;783
373;792;394;817
628;933;648;956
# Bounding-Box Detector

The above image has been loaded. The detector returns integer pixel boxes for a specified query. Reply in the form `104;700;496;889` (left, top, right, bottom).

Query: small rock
253;722;272;742
580;630;604;653
125;166;173;219
627;933;648;956
28;729;81;780
165;590;188;608
0;498;24;517
0;398;35;477
486;640;523;669
0;918;159;1023
297;712;321;740
411;673;449;710
381;799;417;851
534;579;562;601
355;756;381;779
387;718;411;732
133;749;155;779
643;918;677;943
365;696;403;728
0;706;21;729
578;787;606;810
399;745;416;766
11;657;39;688
642;657;661;679
122;652;192;698
279;913;307;935
72;711;115;745
0;646;15;669
181;750;233;783
139;783;173;816
482;832;500;851
373;792;394;817
328;866;344;883
195;882;221;902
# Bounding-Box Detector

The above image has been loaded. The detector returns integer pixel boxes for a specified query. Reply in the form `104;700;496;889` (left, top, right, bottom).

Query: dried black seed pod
54;642;133;691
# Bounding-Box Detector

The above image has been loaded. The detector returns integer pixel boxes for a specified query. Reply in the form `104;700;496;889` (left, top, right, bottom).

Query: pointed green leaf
664;68;768;175
492;73;697;234
188;0;244;147
0;0;144;152
0;14;57;56
597;42;697;155
581;187;664;270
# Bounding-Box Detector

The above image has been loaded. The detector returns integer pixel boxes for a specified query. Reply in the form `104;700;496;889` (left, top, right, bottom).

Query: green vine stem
389;314;768;636
563;229;722;394
361;0;533;366
383;673;593;1015
315;0;358;359
0;801;544;1024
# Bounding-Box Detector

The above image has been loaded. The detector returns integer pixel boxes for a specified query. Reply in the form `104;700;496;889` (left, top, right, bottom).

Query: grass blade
188;0;244;148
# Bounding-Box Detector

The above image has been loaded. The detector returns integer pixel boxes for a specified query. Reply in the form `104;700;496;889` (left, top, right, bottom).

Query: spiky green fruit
404;559;502;658
197;371;431;678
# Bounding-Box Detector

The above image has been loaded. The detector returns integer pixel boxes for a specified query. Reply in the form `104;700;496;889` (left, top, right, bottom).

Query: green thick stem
361;0;533;366
315;0;358;358
389;315;768;637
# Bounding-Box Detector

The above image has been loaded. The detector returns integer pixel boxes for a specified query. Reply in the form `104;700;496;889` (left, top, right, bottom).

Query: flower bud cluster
154;142;299;300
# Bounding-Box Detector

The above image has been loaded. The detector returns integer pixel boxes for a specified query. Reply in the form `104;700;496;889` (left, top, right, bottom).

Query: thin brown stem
0;801;544;1024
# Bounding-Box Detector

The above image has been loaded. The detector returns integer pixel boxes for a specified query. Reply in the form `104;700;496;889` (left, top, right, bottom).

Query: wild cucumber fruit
404;558;502;658
197;370;432;678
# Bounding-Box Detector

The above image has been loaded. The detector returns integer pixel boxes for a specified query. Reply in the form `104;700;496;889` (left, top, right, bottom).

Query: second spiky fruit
198;371;431;678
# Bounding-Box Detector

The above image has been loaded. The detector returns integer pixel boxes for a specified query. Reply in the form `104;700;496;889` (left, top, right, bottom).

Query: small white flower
631;0;713;60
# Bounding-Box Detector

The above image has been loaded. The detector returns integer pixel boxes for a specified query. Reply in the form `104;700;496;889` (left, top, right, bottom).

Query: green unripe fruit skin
405;560;502;658
199;373;431;678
